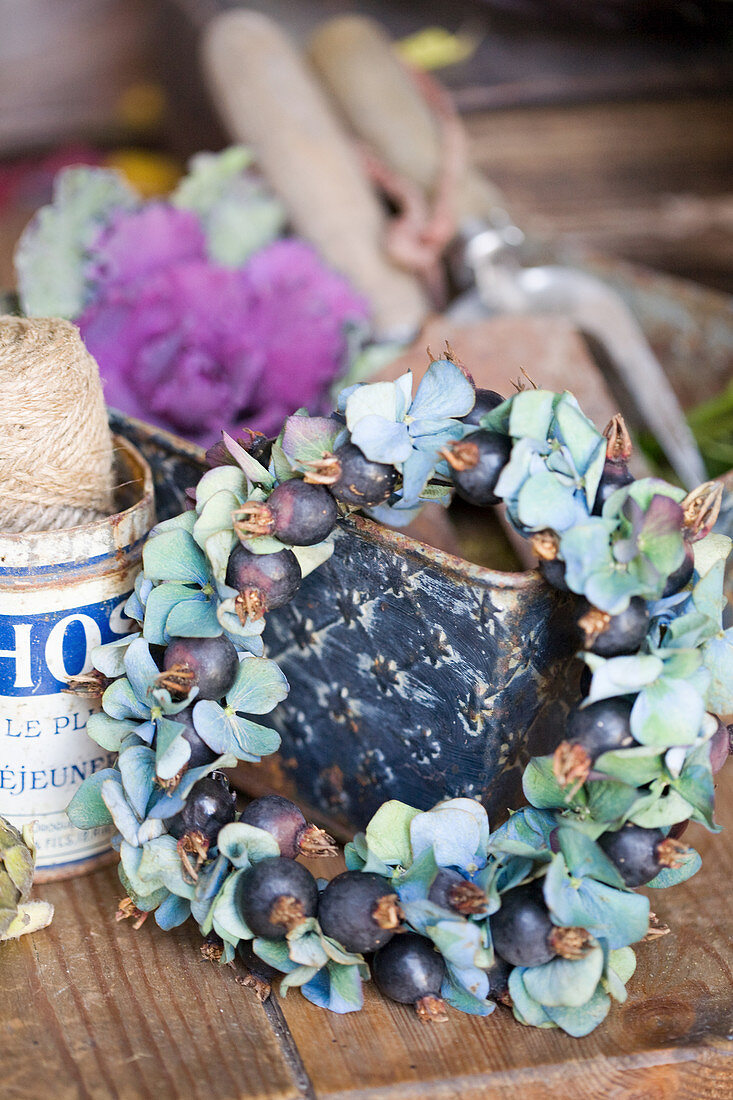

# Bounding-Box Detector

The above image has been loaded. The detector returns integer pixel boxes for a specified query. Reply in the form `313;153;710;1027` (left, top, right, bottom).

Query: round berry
330;442;397;507
166;774;236;843
661;543;694;597
238;938;279;982
490;882;556;968
486;954;512;1002
318;871;401;953
539;557;570;592
372;933;445;1005
240;795;308;860
267;480;338;546
598;823;666;887
566;697;635;760
449;430;511;507
582;597;649;657
592;461;633;515
463;388;505;427
170;706;218;769
226;544;302;611
236;856;318;939
163;635;239;700
427;868;487;915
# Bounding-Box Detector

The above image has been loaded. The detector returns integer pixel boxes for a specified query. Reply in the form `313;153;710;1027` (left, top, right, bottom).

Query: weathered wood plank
1;868;300;1100
276;767;733;1099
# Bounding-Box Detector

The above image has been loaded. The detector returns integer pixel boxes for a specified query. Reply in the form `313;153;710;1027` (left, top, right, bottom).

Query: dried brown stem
372;894;404;931
682;481;723;542
440;439;479;472
603;414;633;463
116;897;148;929
303;454;341;486
447;881;489;916
578;606;612;648
63;669;110;699
155;663;195;700
297;824;339;858
531;530;560;563
236;588;266;624
178;830;210;881
656;836;689;869
232;501;276;539
269;895;307;933
548;926;593;960
553;741;592;792
416;995;449;1022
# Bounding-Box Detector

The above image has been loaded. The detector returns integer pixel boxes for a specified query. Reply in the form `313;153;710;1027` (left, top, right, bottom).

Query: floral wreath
67;354;732;1036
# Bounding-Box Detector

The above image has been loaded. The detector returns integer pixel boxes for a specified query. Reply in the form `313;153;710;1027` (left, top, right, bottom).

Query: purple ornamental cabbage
77;206;369;444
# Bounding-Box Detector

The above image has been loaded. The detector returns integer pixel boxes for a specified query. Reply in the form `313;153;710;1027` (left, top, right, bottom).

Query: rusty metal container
0;436;155;880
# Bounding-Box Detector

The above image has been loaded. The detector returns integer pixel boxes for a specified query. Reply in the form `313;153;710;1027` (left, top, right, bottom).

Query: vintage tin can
0;436;154;880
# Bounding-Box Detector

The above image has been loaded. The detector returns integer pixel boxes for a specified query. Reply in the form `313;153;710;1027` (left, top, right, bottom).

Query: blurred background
1;0;731;291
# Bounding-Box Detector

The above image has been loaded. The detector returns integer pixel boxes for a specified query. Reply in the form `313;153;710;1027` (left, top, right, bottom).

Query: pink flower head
77;206;370;444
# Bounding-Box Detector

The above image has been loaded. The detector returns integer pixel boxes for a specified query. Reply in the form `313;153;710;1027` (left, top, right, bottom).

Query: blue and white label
0;576;138;869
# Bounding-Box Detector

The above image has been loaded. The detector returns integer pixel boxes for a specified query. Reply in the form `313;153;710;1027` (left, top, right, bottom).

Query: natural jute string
0;315;115;533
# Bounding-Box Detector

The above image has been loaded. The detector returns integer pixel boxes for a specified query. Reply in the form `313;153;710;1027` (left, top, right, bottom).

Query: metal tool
308;15;707;489
448;222;707;487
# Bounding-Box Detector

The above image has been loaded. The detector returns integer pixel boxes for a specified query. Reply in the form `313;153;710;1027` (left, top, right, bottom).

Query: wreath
67;354;732;1036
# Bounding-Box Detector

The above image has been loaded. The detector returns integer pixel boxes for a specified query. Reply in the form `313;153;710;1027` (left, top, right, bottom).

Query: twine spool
0;316;115;533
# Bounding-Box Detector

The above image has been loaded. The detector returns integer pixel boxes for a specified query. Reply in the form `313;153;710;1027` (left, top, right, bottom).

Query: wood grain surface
1;767;731;1099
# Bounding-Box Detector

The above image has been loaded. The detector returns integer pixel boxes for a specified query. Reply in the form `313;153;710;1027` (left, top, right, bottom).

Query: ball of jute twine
0;315;115;533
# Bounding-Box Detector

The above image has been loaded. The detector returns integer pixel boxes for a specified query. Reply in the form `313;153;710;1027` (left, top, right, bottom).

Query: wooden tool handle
201;11;429;340
307;15;505;226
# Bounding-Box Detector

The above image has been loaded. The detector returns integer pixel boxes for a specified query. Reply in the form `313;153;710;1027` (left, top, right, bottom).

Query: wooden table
2;767;732;1100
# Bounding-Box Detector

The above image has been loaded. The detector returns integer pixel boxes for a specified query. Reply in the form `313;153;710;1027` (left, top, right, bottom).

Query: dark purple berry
448;430;511;507
162;634;239;700
330;442;397;507
580;597;649;657
236;856;318;940
490;882;556;968
463;388;505;427
166;775;236;844
427;868;487;915
486;954;512;1002
267;480;338;546
225;543;302;613
240;794;336;859
592;460;634;515
318;871;402;953
598;824;666;887
566;697;635;760
579;663;592;697
539;557;570;592
238;938;279;982
170;706;218;769
661;543;694;597
372;932;445;1006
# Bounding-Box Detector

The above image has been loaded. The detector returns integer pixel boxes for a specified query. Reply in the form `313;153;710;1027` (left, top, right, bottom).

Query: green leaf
508;969;556;1029
523;945;604;1008
544;853;649;949
137;836;195;899
143;530;209;585
523;756;586;811
118;745;156;819
291;539;335;579
211;869;254;944
556;827;627;888
226;656;289;714
592;743;666;785
65;769;117;829
154;717;191;782
86;712;140;752
216;822;280;867
631;678;705;747
544;985;611;1037
508;390;556;441
365;801;421;867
